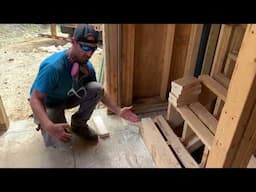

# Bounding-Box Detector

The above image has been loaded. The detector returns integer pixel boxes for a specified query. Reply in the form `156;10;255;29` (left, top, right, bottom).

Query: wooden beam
160;24;175;100
184;24;203;76
140;118;181;168
206;25;256;168
176;105;214;149
154;115;199;168
199;75;227;101
120;24;135;106
0;96;9;130
210;24;232;76
201;24;221;75
181;122;195;143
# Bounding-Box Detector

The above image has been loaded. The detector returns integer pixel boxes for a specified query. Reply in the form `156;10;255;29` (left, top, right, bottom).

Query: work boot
71;117;98;142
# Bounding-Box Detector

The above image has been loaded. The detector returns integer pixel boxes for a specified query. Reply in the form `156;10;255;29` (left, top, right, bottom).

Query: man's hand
45;123;72;142
119;106;140;122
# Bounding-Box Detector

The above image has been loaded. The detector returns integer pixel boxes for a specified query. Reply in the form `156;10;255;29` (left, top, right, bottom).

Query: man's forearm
101;93;121;115
30;98;52;129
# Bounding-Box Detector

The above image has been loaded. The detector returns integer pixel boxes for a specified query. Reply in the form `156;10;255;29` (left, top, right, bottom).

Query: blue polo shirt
30;50;96;106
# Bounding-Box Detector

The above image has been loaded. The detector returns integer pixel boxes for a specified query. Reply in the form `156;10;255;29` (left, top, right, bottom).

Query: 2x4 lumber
213;73;230;89
206;25;256;168
189;102;217;134
171;76;200;94
160;25;175;100
210;24;233;76
154;115;199;168
199;75;227;101
121;24;135;106
176;105;214;149
0;96;9;130
184;24;204;76
140;118;181;168
201;24;221;75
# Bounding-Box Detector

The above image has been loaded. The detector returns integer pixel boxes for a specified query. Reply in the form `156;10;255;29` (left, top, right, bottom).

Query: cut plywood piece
199;75;227;101
93;116;110;138
176;105;214;149
154;115;199;168
171;84;201;98
140;118;181;168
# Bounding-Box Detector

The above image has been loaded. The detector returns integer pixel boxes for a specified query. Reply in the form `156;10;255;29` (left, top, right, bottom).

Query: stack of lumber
169;76;201;107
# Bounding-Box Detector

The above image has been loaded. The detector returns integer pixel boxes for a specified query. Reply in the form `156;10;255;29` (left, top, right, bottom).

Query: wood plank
172;84;201;98
154;115;199;168
201;24;221;75
210;24;233;76
140;118;181;168
199;74;227;101
206;25;256;167
184;24;203;76
103;24;119;105
169;93;198;107
171;76;201;94
92;116;110;138
213;73;230;89
189;102;217;134
160;25;175;101
0;96;9;130
120;24;135;106
176;105;214;149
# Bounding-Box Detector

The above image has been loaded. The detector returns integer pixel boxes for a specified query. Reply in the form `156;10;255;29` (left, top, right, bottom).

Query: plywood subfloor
0;108;155;168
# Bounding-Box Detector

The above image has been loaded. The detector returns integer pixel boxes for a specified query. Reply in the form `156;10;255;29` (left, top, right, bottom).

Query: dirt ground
0;24;103;121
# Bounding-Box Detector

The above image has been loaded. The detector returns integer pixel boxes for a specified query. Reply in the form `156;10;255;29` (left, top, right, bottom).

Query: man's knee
86;82;104;99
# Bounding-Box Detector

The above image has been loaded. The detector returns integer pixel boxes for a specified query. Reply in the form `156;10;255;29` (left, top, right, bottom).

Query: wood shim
140;118;181;168
93;116;110;138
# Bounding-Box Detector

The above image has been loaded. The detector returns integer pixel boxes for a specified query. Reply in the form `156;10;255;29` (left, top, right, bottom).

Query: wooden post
206;25;256;167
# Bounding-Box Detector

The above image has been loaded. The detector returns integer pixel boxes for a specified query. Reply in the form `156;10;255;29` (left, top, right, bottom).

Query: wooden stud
206;25;256;167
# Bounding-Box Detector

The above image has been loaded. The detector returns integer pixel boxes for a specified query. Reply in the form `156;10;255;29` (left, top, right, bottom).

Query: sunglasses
79;43;97;52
